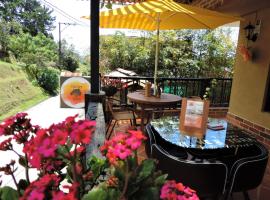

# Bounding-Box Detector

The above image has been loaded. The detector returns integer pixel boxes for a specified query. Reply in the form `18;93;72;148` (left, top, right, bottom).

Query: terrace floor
110;119;270;200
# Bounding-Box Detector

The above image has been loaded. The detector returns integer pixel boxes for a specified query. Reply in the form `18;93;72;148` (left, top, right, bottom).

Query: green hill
0;61;48;121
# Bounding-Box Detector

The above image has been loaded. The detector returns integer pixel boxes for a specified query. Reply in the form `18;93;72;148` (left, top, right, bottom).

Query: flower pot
102;86;118;97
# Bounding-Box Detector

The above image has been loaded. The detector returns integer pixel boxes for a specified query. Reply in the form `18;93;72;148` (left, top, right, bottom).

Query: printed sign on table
180;98;209;138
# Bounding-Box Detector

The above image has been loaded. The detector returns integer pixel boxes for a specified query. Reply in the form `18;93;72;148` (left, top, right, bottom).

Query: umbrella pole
154;14;160;96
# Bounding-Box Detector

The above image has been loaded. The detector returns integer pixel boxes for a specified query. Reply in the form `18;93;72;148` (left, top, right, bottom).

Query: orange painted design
62;81;90;105
239;45;252;62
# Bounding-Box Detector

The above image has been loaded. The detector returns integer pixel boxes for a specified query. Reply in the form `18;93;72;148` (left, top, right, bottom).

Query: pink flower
52;191;65;200
128;130;147;140
38;138;57;158
53;129;68;145
65;114;78;124
113;143;132;160
160;181;199;200
70;129;91;144
70;120;95;144
28;152;42;168
126;137;142;150
29;190;44;200
0;138;12;151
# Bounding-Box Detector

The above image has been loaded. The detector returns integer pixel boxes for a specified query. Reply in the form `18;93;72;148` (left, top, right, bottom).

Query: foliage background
100;29;236;78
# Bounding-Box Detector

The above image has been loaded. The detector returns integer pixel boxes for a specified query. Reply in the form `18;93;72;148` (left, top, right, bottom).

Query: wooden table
127;91;181;131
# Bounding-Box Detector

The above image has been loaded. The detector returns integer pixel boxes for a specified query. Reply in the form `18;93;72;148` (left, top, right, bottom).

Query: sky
41;0;239;56
41;0;140;55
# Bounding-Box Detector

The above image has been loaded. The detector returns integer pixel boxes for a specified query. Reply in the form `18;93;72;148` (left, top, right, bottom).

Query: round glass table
150;116;257;150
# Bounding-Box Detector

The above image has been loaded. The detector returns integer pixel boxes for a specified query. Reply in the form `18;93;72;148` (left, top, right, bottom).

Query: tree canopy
0;0;55;36
100;29;237;78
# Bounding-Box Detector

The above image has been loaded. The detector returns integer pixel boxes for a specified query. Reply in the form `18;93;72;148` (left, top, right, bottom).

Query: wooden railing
102;76;233;107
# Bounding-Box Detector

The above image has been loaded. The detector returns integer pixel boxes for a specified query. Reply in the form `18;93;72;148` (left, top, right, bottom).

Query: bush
62;56;79;72
36;67;59;95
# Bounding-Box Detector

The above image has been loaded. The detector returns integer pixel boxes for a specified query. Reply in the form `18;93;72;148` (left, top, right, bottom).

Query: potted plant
0;113;199;200
101;77;127;97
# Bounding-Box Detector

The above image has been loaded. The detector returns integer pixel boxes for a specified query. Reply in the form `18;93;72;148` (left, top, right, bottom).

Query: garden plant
0;113;199;200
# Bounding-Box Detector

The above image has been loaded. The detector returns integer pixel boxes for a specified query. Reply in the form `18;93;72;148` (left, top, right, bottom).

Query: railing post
200;78;211;99
104;76;232;107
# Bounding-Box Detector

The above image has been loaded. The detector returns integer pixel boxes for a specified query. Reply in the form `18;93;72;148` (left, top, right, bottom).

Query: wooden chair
105;97;136;139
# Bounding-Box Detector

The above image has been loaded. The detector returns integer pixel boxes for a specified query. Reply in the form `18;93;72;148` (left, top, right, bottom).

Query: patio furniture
105;97;136;139
145;123;188;159
127;91;181;131
152;143;228;198
225;142;268;200
150;116;257;151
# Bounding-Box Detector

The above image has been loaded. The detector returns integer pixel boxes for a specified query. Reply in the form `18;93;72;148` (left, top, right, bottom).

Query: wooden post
91;0;100;93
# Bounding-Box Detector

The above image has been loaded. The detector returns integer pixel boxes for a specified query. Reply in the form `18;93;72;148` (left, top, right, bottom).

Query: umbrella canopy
82;0;241;94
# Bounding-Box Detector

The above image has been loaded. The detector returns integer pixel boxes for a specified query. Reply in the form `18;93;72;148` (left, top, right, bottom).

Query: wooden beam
91;0;100;93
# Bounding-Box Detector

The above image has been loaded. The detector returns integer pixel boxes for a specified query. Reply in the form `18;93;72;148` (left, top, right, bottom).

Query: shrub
36;67;59;95
62;55;79;72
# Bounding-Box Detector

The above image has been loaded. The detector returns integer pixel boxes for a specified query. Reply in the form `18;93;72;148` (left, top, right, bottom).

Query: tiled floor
110;119;270;200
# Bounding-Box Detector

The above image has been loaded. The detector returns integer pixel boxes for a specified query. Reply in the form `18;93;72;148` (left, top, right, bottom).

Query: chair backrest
228;143;269;193
152;144;228;198
145;124;157;157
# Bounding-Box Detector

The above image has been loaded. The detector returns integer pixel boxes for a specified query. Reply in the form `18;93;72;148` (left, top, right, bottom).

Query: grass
0;61;48;121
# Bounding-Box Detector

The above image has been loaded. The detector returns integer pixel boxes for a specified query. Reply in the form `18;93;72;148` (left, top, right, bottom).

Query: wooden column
90;0;100;93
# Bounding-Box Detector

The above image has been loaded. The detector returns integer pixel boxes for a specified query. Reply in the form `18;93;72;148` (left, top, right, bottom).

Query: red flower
28;190;44;200
160;180;199;200
100;130;146;165
38;138;57;158
53;129;68;145
75;163;82;174
0;138;12;151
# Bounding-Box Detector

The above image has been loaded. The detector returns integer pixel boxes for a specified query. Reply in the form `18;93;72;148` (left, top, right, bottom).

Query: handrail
102;75;232;107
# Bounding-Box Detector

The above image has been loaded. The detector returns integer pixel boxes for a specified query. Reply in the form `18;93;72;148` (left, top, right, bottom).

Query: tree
9;32;58;67
99;28;237;78
60;40;80;72
0;0;55;36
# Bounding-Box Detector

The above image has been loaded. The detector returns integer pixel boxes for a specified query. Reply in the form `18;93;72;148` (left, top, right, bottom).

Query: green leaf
0;186;19;200
107;188;121;199
154;174;167;186
136;159;155;183
82;187;108;200
87;156;107;181
131;187;159;200
18;156;27;167
18;179;29;191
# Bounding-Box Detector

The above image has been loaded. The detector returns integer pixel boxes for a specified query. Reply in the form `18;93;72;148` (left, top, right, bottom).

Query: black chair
152;143;228;199
145;123;157;157
225;143;269;200
145;124;188;159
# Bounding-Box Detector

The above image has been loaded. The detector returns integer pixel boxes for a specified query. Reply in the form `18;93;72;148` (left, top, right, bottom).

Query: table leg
140;105;145;132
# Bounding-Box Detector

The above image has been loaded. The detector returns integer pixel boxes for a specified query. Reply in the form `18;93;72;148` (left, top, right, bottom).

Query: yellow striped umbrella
82;0;241;94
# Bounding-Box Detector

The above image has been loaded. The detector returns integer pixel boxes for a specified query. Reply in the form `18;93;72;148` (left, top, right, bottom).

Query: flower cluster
0;113;96;200
21;115;95;170
0;113;199;200
102;77;128;89
160;180;199;200
100;130;146;165
20;174;61;200
0;112;36;144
